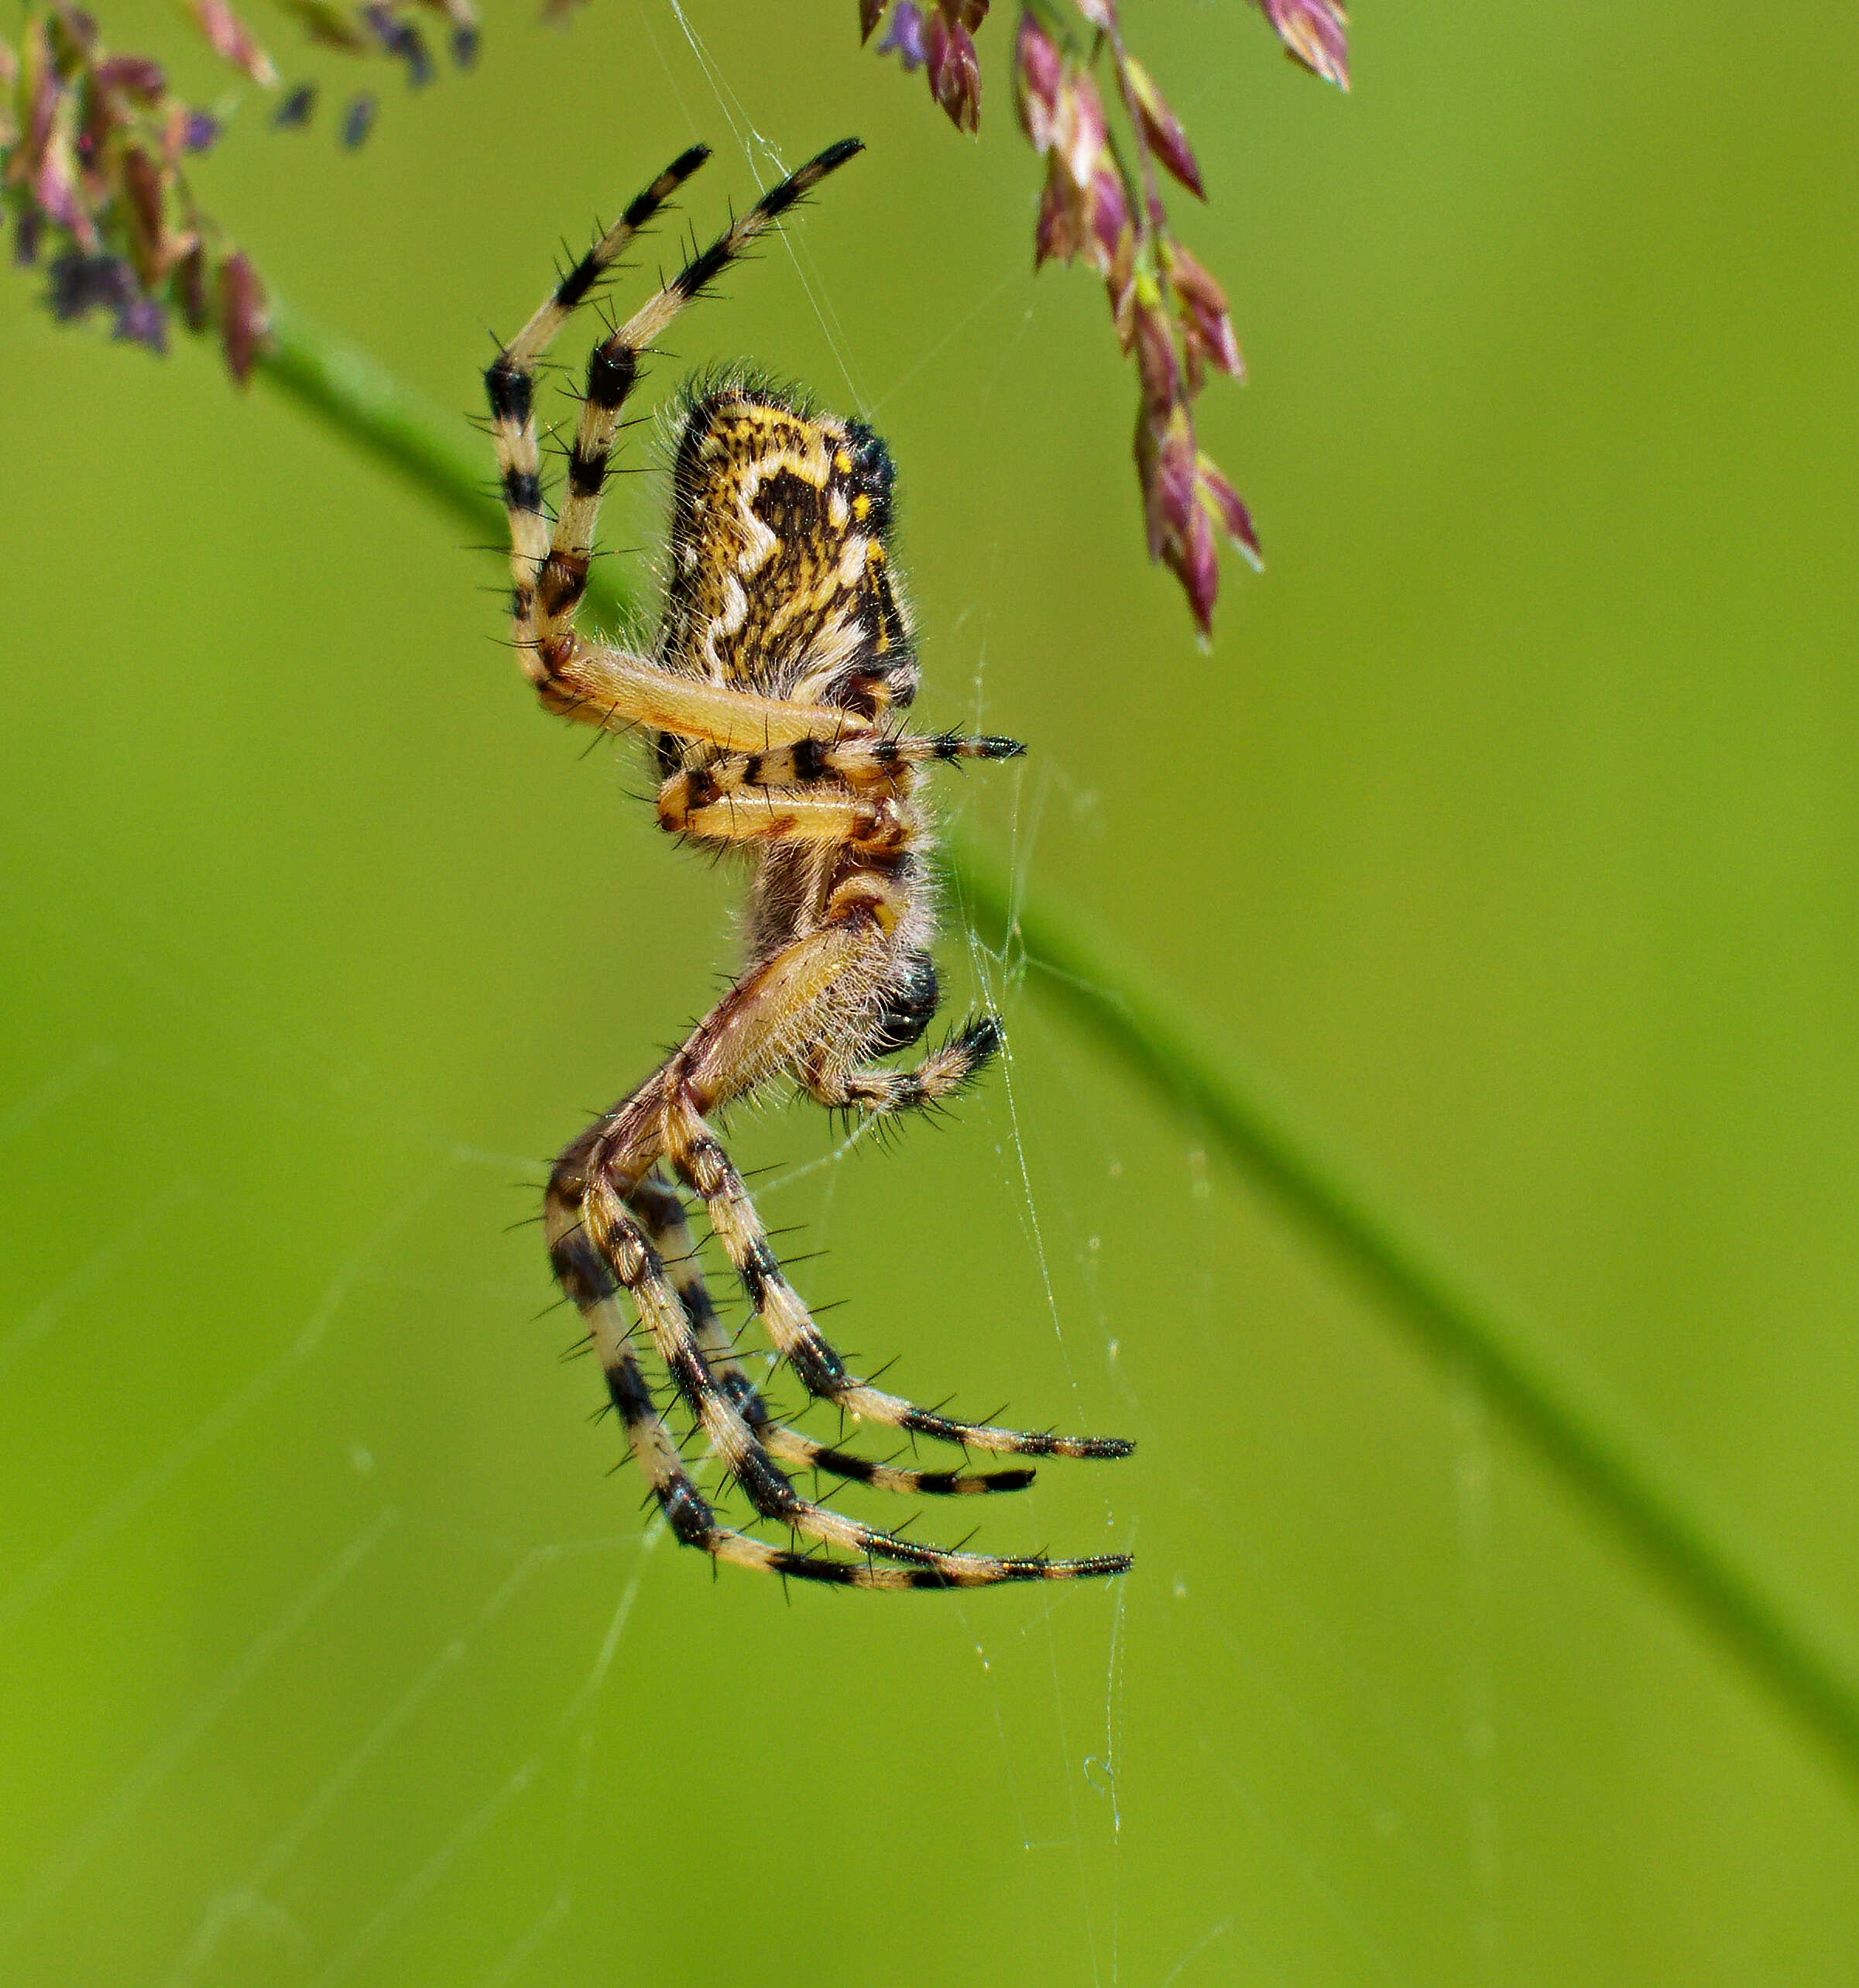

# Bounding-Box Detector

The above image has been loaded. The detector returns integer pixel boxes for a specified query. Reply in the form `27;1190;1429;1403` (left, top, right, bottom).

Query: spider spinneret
486;137;1133;1589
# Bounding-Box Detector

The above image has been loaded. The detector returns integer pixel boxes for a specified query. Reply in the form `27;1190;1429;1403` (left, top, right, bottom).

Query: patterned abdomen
658;388;916;712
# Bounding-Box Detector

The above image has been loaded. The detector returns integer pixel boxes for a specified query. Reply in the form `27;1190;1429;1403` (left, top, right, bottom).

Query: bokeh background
4;2;1858;1981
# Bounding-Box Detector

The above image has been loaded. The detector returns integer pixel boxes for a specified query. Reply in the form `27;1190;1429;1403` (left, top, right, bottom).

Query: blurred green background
4;2;1858;1981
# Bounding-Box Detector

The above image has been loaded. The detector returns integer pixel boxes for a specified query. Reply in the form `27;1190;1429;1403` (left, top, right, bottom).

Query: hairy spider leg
485;137;865;678
598;881;1134;1465
671;1101;1134;1465
550;1216;969;1588
646;771;1024;1117
666;786;911;849
800;1012;1007;1114
656;730;1025;826
535;141;863;640
629;1176;1038;1497
550;881;1131;1470
520;654;878;750
486;142;712;662
571;1174;1127;1585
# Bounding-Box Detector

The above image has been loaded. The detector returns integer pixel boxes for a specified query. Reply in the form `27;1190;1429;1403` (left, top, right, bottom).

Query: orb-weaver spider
485;138;1132;1587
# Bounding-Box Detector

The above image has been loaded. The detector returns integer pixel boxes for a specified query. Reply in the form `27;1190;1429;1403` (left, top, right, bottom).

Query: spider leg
620;883;1130;1464
802;1015;1003;1116
566;1173;1127;1585
629;1175;1036;1497
486;144;712;674
547;1218;981;1586
669;1108;1132;1462
527;139;864;647
655;730;1025;818
546;874;1129;1575
485;136;863;690
523;637;876;748
658;786;909;850
572;878;1128;1463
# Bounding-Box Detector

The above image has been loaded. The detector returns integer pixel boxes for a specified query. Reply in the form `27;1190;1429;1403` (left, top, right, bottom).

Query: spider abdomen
660;386;916;713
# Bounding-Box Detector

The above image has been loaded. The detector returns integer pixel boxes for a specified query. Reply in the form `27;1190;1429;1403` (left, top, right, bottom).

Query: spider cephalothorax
486;139;1132;1588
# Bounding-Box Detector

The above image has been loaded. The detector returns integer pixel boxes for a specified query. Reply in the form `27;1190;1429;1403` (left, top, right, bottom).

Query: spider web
4;5;1856;1985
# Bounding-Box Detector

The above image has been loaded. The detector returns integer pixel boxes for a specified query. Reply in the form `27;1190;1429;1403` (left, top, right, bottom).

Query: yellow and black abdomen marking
659;390;919;715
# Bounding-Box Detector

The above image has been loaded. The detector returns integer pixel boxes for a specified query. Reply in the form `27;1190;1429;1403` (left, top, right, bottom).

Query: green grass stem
257;295;1859;1794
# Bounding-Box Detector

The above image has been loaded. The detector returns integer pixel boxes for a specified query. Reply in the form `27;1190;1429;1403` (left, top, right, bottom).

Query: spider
485;137;1133;1588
